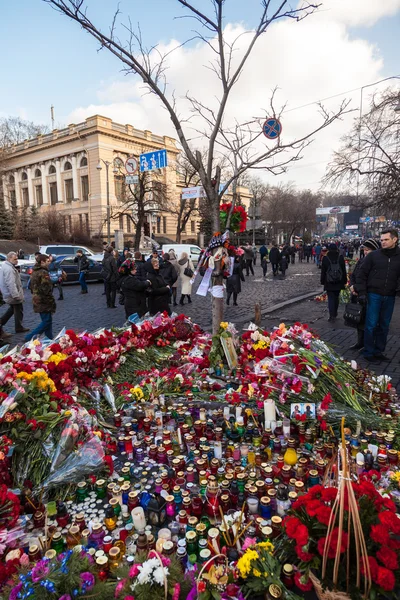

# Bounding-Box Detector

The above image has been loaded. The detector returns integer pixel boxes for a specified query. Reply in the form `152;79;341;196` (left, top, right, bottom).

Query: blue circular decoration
262;118;282;139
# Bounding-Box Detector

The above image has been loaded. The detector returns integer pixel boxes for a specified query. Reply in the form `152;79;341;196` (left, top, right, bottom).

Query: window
79;214;83;229
47;246;72;255
34;169;41;178
157;216;161;234
81;175;89;202
49;165;56;174
36;185;43;207
10;189;16;210
9;175;14;185
114;175;125;201
191;220;196;233
126;215;131;233
22;188;29;207
64;161;72;171
50;182;58;205
190;246;201;256
60;257;76;266
80;156;88;167
65;179;74;203
119;215;124;230
163;216;167;233
21;172;28;181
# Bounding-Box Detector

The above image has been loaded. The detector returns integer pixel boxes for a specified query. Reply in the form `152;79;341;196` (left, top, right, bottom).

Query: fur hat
362;238;380;251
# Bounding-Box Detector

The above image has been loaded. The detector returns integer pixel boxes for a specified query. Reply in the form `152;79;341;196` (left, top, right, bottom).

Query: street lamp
356;75;400;201
96;159;112;244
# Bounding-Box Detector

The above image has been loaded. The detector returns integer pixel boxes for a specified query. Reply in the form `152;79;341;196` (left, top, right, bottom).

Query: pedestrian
133;251;147;280
320;245;328;263
146;257;171;315
355;229;400;362
315;242;322;268
0;251;29;339
253;245;258;266
348;239;380;351
242;243;254;276
269;242;281;277
161;253;178;306
18;248;24;259
279;253;288;277
25;254;56;341
320;243;347;322
101;245;119;308
304;243;312;263
167;250;180;306
347;243;354;259
312;244;316;263
178;251;195;305
74;250;90;294
48;254;65;300
359;245;365;259
147;249;164;265
120;259;151;318
226;254;245;306
259;243;268;263
289;244;296;265
298;244;304;262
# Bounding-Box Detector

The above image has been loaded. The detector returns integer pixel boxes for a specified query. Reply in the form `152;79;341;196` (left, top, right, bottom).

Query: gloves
358;295;367;305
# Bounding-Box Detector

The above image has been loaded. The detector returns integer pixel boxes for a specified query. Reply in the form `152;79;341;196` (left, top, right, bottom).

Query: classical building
0;115;203;243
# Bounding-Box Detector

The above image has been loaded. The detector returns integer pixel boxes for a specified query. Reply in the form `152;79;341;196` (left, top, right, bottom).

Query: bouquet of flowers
236;541;301;599
114;550;194;600
219;203;247;233
277;480;400;598
196;556;241;600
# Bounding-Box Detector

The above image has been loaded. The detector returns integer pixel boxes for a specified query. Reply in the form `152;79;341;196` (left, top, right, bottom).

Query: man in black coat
101;246;119;308
269;243;281;277
320;243;347;322
355;229;400;362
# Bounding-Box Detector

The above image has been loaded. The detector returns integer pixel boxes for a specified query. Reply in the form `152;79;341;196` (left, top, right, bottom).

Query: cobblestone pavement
1;260;321;344
262;297;400;391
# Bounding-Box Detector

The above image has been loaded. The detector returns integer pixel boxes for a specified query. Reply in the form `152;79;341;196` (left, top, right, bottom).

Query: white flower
153;566;168;586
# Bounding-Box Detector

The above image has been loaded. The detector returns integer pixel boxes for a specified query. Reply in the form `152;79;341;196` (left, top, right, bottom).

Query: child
280;254;288;277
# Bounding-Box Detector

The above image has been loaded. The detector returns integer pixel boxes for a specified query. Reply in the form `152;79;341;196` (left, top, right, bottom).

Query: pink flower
129;564;140;578
31;561;50;582
10;584;23;600
123;596;135;600
19;553;29;567
172;583;181;600
115;579;127;597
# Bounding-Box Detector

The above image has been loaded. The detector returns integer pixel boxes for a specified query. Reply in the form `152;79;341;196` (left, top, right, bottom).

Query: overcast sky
1;0;399;191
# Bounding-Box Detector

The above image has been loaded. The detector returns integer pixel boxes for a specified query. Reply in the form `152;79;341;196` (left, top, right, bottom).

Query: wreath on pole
220;202;248;233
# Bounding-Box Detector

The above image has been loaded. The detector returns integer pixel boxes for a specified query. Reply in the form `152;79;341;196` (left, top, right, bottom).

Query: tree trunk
176;224;182;243
134;215;144;251
210;193;224;334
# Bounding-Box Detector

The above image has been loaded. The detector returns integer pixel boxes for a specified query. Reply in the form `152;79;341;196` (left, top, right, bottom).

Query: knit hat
328;243;338;252
362;238;380;251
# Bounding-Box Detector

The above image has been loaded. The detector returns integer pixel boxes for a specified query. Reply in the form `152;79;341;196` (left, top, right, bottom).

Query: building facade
0;115;204;243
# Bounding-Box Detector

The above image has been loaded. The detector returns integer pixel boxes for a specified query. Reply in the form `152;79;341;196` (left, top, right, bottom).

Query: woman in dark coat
121;260;150;318
145;258;171;316
227;255;245;306
348;238;380;350
320;243;347;322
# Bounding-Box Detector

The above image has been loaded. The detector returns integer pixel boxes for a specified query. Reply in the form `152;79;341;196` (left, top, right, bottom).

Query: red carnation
370;524;390;545
376;566;396;591
321;487;338;503
294;572;313;591
376;546;398;570
314;505;333;526
295;545;314;562
360;556;378;580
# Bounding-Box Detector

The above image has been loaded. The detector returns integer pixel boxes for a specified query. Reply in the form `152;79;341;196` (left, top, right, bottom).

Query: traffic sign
125;175;139;185
140;149;168;172
125;156;138;174
262;118;282;140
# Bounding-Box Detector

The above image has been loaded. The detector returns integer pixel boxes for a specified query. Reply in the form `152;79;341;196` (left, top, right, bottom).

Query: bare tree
324;88;400;216
45;0;350;331
111;170;171;250
0;117;49;174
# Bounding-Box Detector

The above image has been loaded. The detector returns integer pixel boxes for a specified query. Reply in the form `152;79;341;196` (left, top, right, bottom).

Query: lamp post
96;159;116;244
356;75;400;201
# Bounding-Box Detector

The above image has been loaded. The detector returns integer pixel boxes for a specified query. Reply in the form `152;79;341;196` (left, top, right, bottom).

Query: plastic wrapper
49;407;93;473
103;383;116;413
0;389;20;419
53;327;67;341
41;436;104;490
0;343;10;355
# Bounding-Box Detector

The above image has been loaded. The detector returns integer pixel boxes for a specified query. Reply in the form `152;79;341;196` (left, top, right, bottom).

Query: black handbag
184;261;194;278
343;301;365;328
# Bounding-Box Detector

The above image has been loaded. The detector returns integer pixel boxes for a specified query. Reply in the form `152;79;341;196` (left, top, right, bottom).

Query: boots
233;293;238;306
187;295;192;304
348;329;364;351
227;293;231;305
179;296;185;305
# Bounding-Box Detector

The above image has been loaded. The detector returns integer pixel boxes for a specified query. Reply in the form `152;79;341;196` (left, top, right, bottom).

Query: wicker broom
312;417;372;600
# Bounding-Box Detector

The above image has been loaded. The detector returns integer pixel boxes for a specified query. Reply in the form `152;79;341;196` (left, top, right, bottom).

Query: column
71;155;79;201
27;167;34;206
55;160;63;203
14;171;21;207
41;164;49;205
1;176;7;207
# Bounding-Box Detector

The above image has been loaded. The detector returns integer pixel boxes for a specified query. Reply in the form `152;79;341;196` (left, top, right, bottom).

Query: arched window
21;172;28;181
80;156;88;167
64;161;72;171
49;165;56;174
9;175;15;185
35;169;41;178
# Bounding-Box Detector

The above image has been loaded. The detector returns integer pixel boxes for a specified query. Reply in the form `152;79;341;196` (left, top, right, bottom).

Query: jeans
79;272;88;292
245;260;254;276
25;312;53;341
316;254;321;267
363;293;395;357
271;263;279;276
0;303;24;331
327;290;340;318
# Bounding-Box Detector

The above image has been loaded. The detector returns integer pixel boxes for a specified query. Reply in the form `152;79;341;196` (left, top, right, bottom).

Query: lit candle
199;408;206;422
131;507;146;532
235;406;242;420
264;400;276;427
177;427;182;447
223;406;230;420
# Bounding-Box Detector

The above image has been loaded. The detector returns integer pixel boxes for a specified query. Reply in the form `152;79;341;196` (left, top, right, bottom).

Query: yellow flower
390;471;400;483
47;352;68;365
236;549;259;578
257;541;274;553
220;322;228;330
252;340;268;350
253;569;261;577
130;386;144;401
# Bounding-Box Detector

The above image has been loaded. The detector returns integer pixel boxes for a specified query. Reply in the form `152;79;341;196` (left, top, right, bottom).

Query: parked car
38;244;104;262
0;252;34;270
161;244;202;265
20;255;103;284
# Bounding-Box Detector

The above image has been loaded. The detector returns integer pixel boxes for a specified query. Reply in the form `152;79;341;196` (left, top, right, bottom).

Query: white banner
182;186;206;199
316;206;350;215
196;267;213;296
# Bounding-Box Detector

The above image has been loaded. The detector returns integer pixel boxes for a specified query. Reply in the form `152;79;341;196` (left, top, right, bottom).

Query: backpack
326;257;343;284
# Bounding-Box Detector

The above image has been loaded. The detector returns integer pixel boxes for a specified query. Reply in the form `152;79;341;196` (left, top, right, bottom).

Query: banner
316;206;350;215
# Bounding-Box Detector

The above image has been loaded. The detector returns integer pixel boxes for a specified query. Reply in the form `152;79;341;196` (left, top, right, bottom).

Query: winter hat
362;238;380;251
328;243;338;252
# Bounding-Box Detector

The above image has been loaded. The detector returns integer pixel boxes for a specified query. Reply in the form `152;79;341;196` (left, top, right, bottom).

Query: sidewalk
260;295;400;390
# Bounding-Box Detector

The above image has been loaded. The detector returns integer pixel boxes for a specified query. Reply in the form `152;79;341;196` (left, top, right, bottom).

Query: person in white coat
0;252;29;338
178;252;194;305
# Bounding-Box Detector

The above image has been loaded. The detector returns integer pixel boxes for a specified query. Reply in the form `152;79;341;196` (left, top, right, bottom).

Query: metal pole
252;198;256;246
106;162;111;244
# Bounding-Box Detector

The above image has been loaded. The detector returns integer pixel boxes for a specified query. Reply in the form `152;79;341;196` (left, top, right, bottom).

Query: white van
161;244;202;266
38;244;104;262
